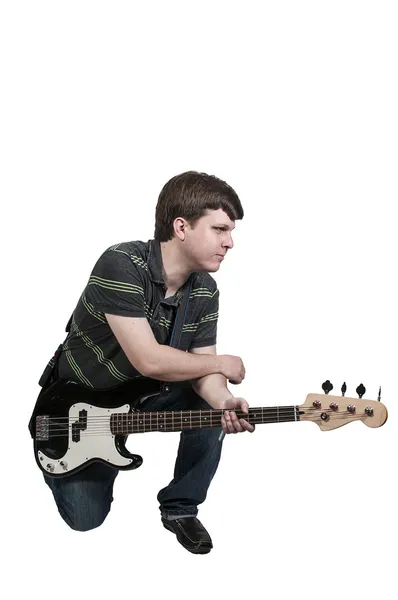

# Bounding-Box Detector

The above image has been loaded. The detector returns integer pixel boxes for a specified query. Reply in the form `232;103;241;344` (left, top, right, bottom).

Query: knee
62;503;110;532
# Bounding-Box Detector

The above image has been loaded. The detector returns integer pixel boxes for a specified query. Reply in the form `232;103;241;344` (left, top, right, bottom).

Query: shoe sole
162;521;212;554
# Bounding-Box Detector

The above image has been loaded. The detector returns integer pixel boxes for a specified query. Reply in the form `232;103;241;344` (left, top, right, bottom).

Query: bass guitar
29;378;388;478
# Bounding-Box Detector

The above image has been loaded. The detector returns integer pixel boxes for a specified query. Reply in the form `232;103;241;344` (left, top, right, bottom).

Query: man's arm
190;345;255;434
105;314;227;380
190;345;234;409
105;314;245;382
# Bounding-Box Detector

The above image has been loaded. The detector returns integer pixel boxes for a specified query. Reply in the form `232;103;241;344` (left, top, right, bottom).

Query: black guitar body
28;377;162;478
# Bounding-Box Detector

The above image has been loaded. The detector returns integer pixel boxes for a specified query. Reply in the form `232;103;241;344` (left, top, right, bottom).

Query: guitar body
29;378;162;478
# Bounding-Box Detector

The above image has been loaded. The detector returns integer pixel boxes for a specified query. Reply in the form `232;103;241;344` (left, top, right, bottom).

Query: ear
173;217;186;240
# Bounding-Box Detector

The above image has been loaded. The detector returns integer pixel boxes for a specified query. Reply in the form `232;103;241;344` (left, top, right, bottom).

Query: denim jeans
43;381;225;531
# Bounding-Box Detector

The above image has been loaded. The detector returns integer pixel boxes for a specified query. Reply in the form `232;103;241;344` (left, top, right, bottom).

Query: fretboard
110;406;300;435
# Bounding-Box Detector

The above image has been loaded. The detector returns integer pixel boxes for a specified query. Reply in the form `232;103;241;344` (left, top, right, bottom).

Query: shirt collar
148;239;164;284
147;239;194;304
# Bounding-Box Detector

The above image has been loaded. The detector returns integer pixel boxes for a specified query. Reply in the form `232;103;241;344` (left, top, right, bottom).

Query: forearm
147;345;223;382
191;373;234;409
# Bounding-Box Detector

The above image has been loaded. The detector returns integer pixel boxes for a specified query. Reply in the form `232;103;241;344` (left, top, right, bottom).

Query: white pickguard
38;402;133;475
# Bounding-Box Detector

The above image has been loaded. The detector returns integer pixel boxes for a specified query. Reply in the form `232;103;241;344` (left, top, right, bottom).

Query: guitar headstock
300;381;388;430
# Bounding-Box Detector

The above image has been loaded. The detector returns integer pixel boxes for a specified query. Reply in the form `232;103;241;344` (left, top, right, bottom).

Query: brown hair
154;171;244;242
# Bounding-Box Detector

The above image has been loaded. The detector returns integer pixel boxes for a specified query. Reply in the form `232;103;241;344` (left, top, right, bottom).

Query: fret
172;410;174;431
182;412;189;430
190;410;192;429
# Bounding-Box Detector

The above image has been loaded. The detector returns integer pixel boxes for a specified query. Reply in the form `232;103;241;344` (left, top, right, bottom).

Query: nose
223;233;234;250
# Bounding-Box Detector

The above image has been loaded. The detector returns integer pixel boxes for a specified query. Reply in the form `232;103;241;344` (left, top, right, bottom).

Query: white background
1;1;397;599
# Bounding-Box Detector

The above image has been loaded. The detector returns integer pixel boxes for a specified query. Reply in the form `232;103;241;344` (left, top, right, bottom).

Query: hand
220;397;255;434
219;355;246;384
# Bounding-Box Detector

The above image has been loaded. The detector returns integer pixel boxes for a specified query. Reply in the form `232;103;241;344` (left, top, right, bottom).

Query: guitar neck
110;406;301;435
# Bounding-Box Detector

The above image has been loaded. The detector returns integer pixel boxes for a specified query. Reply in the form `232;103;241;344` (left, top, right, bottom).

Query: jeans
43;381;225;531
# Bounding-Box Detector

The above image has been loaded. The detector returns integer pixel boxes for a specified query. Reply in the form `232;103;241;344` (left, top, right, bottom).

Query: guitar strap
37;319;72;389
168;275;193;350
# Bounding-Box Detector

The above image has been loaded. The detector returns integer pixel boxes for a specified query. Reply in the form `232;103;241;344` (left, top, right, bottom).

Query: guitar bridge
36;415;50;441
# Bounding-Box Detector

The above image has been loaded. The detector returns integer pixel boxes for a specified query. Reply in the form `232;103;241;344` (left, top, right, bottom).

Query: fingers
221;410;239;433
239;419;255;433
220;413;255;434
221;410;245;434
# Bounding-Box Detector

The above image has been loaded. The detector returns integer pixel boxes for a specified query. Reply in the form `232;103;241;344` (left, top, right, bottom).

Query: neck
110;405;301;435
160;240;192;291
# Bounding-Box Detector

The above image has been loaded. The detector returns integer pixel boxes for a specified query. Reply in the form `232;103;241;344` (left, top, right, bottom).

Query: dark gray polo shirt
51;239;219;390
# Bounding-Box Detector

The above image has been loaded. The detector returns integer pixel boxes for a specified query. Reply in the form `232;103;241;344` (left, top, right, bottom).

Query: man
35;170;255;554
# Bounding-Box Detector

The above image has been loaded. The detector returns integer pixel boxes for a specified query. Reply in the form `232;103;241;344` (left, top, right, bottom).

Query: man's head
154;171;243;273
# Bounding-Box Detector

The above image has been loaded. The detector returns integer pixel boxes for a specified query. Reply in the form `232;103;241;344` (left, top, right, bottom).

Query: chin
193;256;222;273
193;263;217;274
206;261;221;272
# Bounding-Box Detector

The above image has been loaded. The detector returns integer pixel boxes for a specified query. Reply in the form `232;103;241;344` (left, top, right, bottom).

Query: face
178;208;236;272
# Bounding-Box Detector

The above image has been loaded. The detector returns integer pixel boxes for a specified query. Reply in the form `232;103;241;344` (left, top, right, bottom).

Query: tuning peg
377;386;382;402
341;382;347;396
322;380;333;394
356;383;366;399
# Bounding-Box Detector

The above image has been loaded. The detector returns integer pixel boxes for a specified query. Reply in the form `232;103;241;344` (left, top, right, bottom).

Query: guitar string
41;411;368;428
44;415;365;433
41;408;368;425
40;415;367;438
38;406;364;423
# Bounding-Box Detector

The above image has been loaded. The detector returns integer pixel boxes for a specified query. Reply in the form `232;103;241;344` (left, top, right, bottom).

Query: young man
35;170;255;554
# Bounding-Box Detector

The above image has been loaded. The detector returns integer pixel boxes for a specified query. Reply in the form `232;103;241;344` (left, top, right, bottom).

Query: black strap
168;276;193;350
157;276;193;393
37;313;73;388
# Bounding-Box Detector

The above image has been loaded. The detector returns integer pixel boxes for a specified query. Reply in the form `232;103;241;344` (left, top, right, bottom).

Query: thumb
238;398;249;413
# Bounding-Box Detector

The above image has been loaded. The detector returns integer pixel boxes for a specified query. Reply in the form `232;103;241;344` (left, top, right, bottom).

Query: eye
214;227;224;232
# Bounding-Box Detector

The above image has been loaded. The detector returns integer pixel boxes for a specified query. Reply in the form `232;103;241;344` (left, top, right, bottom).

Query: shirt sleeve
189;288;219;349
84;249;147;318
